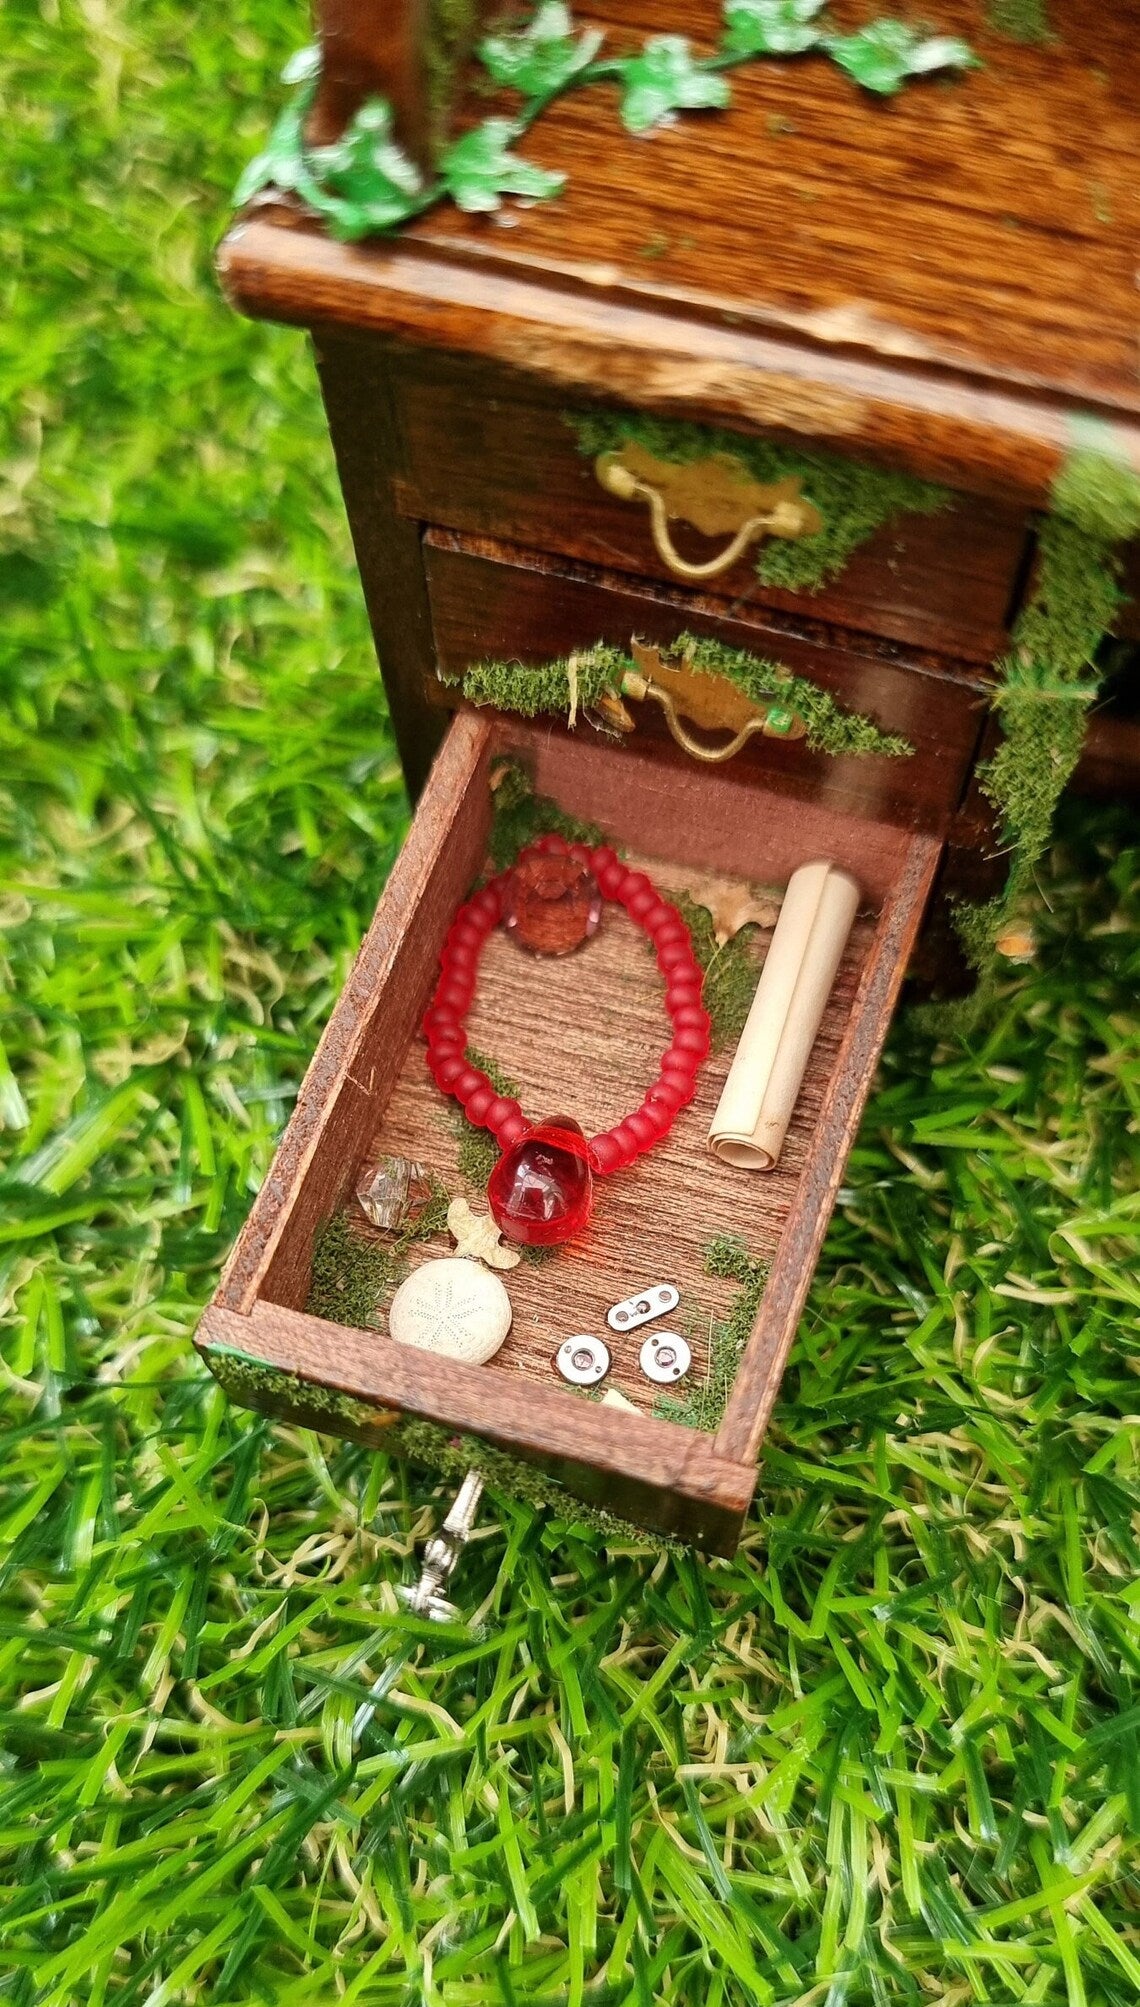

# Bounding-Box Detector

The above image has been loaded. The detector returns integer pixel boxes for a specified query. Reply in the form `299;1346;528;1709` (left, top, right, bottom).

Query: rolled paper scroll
708;859;860;1170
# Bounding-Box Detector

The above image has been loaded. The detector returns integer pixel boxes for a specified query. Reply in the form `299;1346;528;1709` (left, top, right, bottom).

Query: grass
2;0;1140;2000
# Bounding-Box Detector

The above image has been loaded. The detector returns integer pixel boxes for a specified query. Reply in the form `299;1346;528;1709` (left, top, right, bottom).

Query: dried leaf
688;874;782;945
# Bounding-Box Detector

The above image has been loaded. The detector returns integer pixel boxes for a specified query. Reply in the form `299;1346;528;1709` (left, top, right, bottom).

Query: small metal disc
556;1335;610;1386
639;1330;691;1384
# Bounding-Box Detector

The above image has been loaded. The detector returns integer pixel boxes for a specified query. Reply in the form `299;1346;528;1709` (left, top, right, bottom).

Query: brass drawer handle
595;448;820;582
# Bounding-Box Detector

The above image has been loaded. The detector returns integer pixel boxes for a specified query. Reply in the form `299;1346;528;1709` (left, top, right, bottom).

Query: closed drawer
387;351;1027;663
424;530;990;832
197;709;939;1553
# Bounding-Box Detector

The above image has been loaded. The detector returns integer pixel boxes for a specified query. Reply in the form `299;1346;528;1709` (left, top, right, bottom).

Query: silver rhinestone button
639;1330;691;1384
555;1335;610;1386
606;1284;680;1333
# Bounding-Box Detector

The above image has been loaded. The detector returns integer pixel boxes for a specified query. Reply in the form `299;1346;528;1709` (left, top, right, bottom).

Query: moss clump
454;1046;517;1187
654;1236;768;1433
395;1420;675;1546
455;646;628;731
457;645;910;762
307;1207;395;1327
307;1182;451;1327
987;0;1050;41
676;635;911;758
952;469;1127;986
568;411;948;594
1051;444;1140;547
486;757;606;872
425;0;479;150
672;892;764;1051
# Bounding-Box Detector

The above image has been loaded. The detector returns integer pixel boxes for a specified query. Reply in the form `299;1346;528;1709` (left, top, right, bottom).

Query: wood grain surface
220;0;1140;504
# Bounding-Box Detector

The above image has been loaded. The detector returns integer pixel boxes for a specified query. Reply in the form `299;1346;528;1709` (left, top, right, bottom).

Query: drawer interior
197;710;939;1552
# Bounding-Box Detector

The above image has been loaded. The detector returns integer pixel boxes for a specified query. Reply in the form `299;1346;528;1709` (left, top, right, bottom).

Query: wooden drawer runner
197;710;939;1554
424;530;990;832
385;350;1027;663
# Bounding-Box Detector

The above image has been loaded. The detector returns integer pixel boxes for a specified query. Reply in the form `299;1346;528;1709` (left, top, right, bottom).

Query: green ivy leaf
825;20;975;94
233;52;318;207
439;119;566;213
307;101;425;235
720;0;826;59
619;35;731;136
479;0;604;100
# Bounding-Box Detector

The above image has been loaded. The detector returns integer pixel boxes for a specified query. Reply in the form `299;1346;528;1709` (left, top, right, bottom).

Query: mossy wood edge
569;410;949;596
205;1340;677;1545
951;445;1140;1004
450;636;914;760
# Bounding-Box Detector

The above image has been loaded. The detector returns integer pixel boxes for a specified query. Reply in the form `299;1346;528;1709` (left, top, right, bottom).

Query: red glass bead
636;1100;674;1140
488;1115;594;1246
623;1110;659;1151
465;1082;496;1124
666;977;703;1009
674;1024;711;1058
431;1053;468;1091
588;1132;622;1174
658;942;695;975
496;1108;529;1149
647;1079;686;1115
453;1064;486;1102
502;852;602;957
485;1095;520;1136
671;1004;711;1033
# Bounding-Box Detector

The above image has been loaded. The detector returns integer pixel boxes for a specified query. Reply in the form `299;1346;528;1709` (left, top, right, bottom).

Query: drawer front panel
389;353;1027;664
424;530;989;831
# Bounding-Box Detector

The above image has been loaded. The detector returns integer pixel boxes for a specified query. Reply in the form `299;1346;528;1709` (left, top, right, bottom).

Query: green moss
672;892;764;1051
1051;443;1140;547
394;1420;675;1546
987;0;1050;40
486;757;606;872
454;1046;516;1186
568;410;948;594
953;483;1126;984
206;1345;394;1437
307;1207;394;1328
456;644;910;761
677;634;912;758
425;0;479;149
654;1236;768;1433
307;1184;450;1329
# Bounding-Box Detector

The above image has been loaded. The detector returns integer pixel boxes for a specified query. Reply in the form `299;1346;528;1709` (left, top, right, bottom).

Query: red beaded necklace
422;835;710;1246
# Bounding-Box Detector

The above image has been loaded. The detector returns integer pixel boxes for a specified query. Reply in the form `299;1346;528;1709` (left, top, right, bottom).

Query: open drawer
196;709;939;1554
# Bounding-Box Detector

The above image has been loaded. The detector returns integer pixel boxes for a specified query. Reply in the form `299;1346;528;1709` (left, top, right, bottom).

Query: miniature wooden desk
198;0;1140;1548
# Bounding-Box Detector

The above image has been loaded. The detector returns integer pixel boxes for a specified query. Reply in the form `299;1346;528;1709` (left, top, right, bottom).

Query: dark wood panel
424;530;990;830
386;350;1026;663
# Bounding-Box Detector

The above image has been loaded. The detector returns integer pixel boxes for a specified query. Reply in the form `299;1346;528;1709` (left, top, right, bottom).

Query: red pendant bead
423;841;710;1237
488;1114;594;1246
502;850;603;956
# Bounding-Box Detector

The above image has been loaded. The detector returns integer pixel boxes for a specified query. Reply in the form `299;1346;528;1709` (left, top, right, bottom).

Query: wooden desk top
221;0;1140;504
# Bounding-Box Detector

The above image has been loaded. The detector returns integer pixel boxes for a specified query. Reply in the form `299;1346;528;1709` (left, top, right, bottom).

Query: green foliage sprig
236;0;975;240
